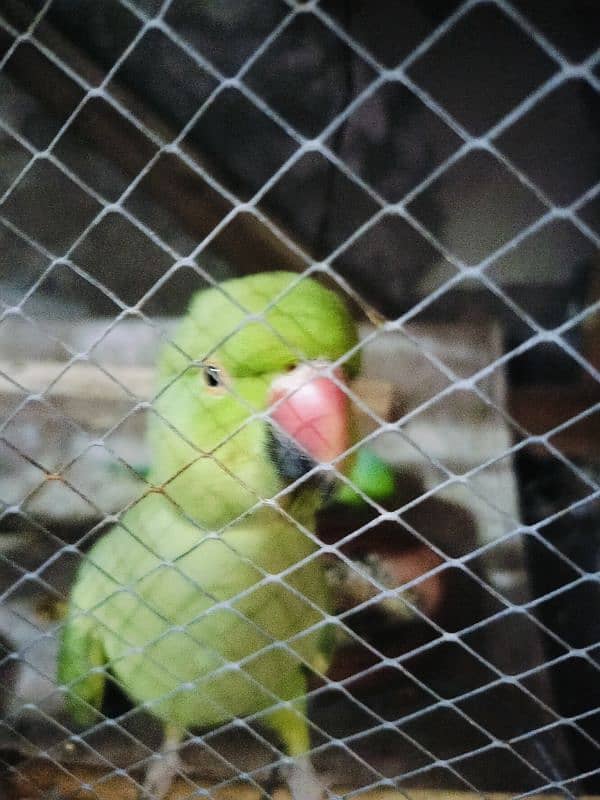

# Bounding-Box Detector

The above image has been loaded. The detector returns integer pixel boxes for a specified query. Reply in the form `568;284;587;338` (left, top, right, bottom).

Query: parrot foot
139;725;185;799
263;763;285;797
287;756;328;800
140;749;183;799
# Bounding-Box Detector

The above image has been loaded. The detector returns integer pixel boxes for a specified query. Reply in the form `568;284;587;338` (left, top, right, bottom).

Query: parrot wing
57;611;107;727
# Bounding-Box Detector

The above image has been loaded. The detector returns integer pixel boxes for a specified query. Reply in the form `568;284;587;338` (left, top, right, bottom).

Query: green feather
57;613;106;727
336;447;396;506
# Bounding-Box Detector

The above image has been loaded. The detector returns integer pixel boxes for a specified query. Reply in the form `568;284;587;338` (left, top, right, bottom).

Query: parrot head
148;272;360;529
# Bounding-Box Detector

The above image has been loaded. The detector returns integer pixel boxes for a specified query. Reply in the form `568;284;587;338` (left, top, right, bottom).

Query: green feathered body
58;272;358;755
60;494;330;732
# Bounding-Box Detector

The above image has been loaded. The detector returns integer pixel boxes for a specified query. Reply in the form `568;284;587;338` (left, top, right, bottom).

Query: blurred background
0;1;598;798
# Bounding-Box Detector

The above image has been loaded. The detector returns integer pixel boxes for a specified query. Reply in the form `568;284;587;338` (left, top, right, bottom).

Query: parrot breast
74;495;331;729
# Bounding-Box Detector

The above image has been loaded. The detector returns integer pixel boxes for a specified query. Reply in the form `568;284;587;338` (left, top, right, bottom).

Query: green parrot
58;271;361;798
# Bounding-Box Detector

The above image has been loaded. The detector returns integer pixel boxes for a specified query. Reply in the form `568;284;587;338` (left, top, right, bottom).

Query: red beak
268;362;350;465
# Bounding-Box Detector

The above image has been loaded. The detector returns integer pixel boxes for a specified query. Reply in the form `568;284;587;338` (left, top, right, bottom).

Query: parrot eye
204;365;221;387
201;361;228;395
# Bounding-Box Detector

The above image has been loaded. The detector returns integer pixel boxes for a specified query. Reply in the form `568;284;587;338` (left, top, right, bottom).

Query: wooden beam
0;360;395;423
2;0;307;274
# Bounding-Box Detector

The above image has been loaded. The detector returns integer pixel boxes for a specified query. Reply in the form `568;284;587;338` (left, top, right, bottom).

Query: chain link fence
0;0;599;798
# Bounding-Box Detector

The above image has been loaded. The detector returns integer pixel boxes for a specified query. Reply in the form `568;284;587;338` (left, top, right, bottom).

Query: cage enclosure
0;1;599;799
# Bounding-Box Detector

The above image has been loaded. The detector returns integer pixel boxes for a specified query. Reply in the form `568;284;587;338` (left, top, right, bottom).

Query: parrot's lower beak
266;361;350;483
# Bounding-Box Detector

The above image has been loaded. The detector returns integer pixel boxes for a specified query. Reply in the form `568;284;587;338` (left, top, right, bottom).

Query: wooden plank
9;761;600;800
0;319;519;525
0;359;394;421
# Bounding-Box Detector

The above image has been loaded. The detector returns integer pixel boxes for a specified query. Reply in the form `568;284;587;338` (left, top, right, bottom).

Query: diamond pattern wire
0;0;599;798
0;0;584;764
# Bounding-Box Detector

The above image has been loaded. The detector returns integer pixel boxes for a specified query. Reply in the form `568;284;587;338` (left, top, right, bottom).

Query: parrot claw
287;756;328;800
139;748;183;799
263;763;285;797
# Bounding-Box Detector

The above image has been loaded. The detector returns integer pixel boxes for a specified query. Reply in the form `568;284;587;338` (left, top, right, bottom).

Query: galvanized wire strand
0;0;598;798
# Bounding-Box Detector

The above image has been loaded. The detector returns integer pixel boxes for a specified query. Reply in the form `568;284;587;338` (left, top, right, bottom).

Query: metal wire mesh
0;1;598;798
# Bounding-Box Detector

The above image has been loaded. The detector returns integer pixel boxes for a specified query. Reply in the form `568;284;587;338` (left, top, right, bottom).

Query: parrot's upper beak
266;361;350;483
